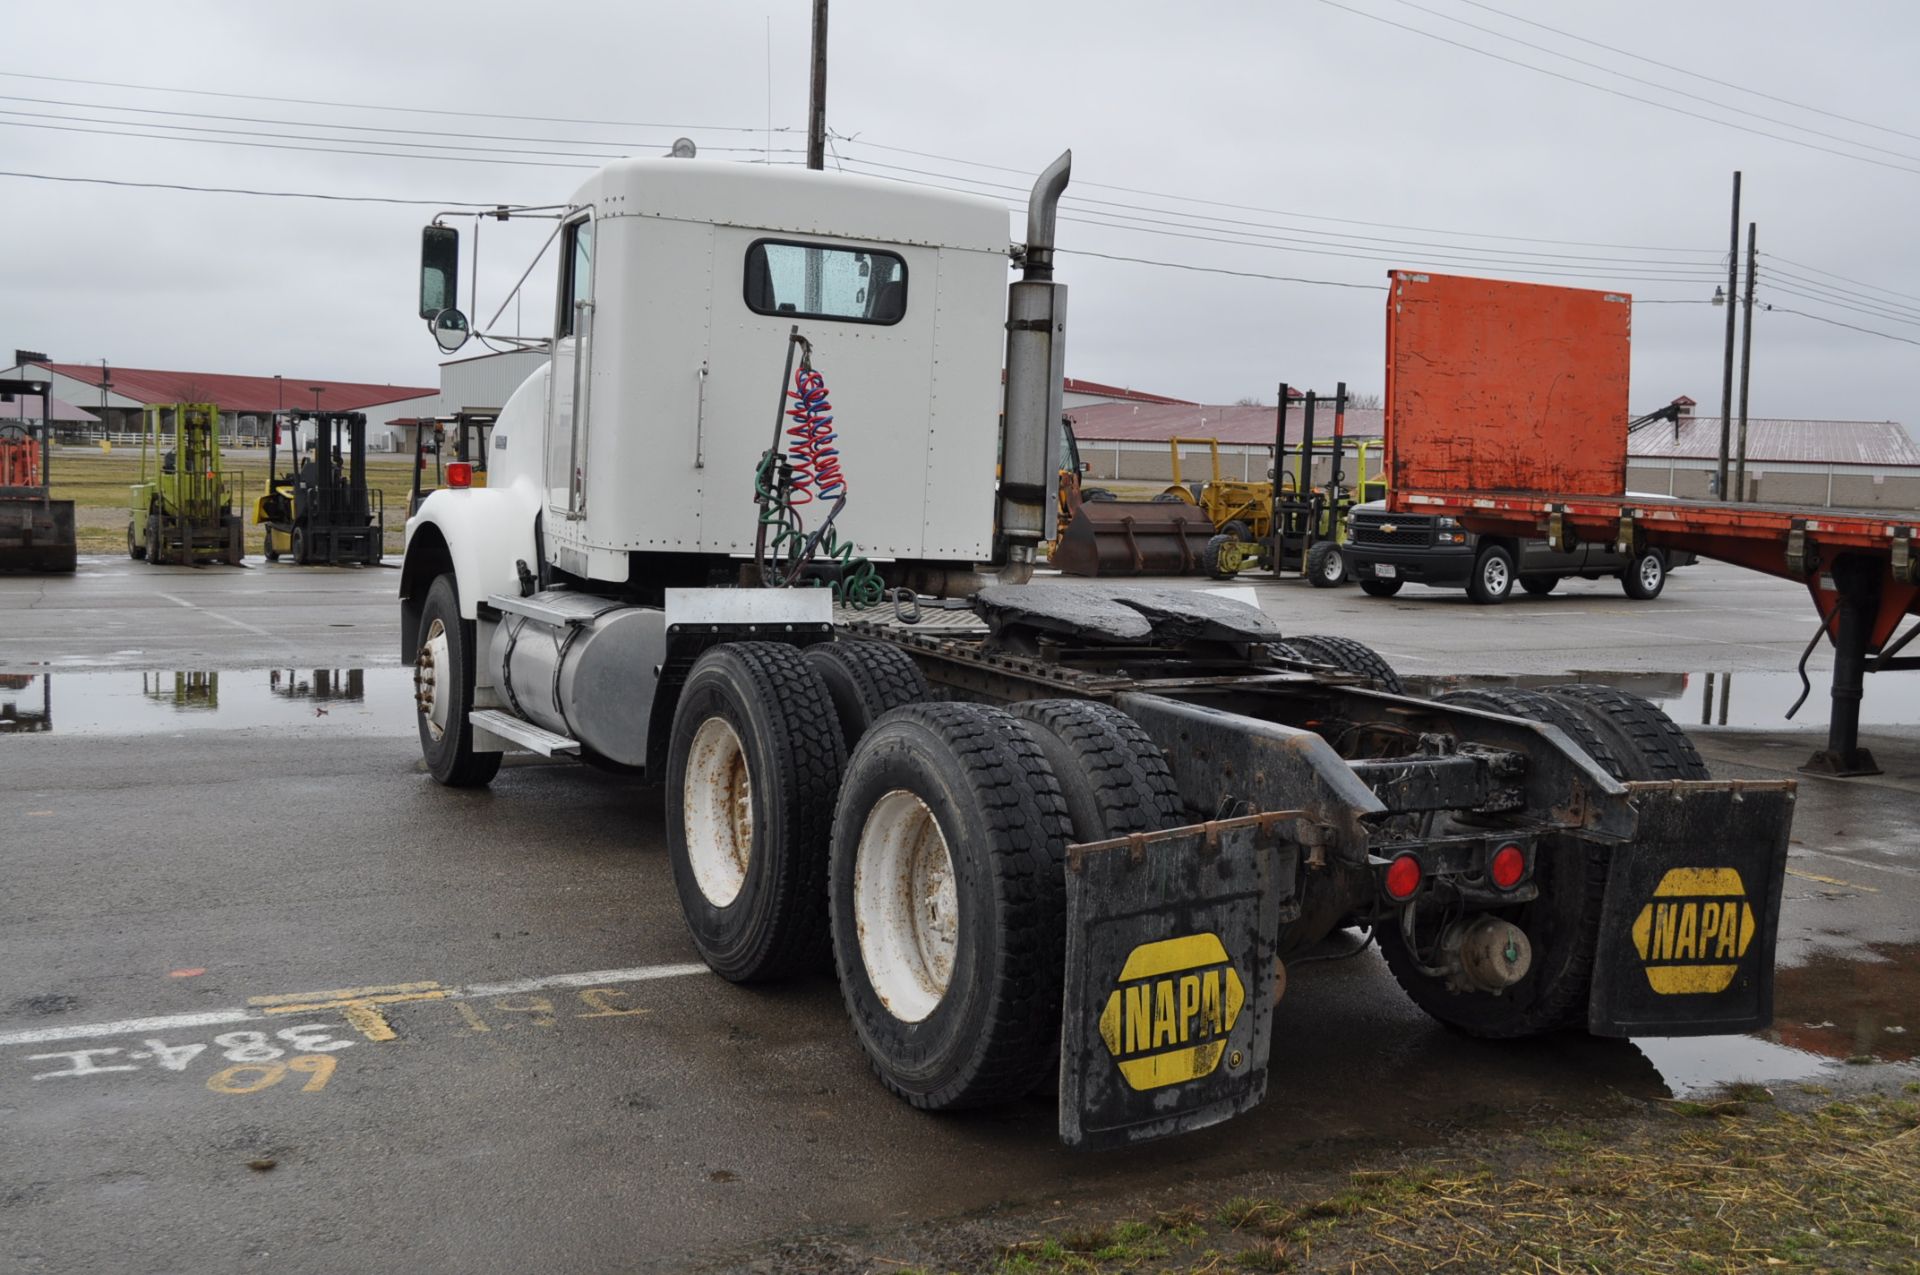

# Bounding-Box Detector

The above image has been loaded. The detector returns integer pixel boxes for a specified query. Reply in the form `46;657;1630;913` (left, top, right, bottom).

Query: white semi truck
403;151;1794;1149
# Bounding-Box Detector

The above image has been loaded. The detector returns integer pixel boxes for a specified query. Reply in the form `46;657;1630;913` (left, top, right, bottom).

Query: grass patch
970;1094;1920;1273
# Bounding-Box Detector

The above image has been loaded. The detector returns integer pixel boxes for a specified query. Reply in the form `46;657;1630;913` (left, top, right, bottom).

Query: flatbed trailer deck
1383;271;1918;776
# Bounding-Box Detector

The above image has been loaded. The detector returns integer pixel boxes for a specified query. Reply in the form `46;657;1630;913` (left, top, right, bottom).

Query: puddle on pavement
0;668;414;735
1402;668;1920;730
1636;941;1918;1095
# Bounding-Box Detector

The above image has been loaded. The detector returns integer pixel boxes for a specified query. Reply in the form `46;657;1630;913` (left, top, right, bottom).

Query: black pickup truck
1344;501;1693;604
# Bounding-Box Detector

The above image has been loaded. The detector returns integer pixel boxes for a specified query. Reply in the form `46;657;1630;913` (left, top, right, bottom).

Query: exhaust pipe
995;149;1072;568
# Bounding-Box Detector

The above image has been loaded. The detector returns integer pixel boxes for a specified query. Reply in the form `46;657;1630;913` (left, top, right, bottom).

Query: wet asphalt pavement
2;557;1916;1273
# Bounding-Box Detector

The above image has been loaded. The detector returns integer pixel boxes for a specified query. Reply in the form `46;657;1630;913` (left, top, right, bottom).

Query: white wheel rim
1639;556;1661;589
415;618;451;741
684;716;753;908
1322;548;1343;581
1484;557;1509;593
853;789;958;1023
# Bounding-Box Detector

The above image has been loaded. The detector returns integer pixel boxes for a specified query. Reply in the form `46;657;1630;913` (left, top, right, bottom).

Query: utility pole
1716;171;1740;500
1734;221;1757;502
806;0;829;171
100;358;111;443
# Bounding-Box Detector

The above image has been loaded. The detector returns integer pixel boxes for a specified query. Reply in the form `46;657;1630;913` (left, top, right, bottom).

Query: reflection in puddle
1402;668;1920;730
0;668;413;735
1638;942;1918;1095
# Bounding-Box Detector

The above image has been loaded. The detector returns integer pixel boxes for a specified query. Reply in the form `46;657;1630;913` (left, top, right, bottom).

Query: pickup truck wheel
1621;550;1667;601
1379;686;1629;1037
1520;575;1560;596
1359;578;1402;598
1201;534;1237;580
1543;684;1708;781
1306;540;1348;588
1467;544;1514;604
1011;699;1185;840
803;640;929;751
1284;634;1405;694
667;643;846;982
413;574;502;789
829;703;1071;1109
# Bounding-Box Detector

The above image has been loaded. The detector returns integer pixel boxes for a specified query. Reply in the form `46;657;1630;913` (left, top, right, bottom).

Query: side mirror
1079;461;1092;474
420;225;460;320
431;309;471;354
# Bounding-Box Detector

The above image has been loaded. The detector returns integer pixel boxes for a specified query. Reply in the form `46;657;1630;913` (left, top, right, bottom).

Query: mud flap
1588;782;1794;1037
1060;813;1293;1150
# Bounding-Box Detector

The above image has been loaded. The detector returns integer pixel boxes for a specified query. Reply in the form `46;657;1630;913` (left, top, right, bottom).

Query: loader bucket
1052;499;1216;577
0;496;77;573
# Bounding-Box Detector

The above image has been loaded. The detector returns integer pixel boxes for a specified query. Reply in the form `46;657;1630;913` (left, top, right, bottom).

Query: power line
835;134;1716;253
1383;0;1920;167
0;117;604;169
1759;267;1920;323
1313;0;1920;178
1761;282;1920;330
1763;253;1920;308
0;92;806;155
1446;0;1920;147
0;67;783;133
1058;248;1388;291
0;169;524;206
837;153;1722;268
1760;303;1920;348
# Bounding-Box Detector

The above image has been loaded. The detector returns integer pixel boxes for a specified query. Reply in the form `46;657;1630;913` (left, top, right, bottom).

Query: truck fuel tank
485;591;667;768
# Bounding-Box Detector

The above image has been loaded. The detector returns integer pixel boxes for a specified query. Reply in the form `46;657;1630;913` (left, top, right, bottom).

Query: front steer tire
414;574;502;789
666;643;846;982
828;703;1073;1110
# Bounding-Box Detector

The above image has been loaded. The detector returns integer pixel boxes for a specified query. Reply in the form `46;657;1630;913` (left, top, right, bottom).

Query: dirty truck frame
398;151;1794;1150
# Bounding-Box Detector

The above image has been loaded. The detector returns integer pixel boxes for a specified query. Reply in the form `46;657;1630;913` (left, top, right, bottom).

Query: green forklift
129;402;244;565
256;410;384;565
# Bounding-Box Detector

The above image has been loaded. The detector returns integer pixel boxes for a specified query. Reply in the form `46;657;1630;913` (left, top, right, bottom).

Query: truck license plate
1375;563;1397;579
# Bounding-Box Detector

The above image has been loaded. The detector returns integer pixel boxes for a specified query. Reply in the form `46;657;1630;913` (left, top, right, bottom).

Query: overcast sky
4;1;1916;427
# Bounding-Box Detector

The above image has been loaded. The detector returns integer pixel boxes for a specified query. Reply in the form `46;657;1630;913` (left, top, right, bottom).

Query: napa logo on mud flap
1096;933;1245;1091
1630;868;1758;995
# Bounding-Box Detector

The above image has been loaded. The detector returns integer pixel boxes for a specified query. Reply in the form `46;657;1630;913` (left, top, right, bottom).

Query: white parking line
0;961;712;1048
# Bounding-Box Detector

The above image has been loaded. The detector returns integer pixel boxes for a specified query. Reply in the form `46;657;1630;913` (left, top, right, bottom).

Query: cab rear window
743;240;907;325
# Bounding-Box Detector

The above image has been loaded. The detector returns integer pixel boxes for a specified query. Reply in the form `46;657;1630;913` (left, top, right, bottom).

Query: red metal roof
1061;377;1198;406
1067;400;1386;446
31;362;436;415
1627;415;1920;466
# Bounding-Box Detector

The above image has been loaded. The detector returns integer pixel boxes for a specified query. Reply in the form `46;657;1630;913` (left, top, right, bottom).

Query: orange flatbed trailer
1383;271;1919;777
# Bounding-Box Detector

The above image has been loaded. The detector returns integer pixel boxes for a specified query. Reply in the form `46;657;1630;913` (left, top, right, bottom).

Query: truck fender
399;487;539;661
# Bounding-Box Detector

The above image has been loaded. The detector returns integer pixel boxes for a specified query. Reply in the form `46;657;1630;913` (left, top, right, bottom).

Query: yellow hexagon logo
1096;933;1245;1091
1630;867;1757;995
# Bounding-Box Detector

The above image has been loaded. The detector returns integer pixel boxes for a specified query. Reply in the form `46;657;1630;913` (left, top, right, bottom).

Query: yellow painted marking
250;984;448;1042
489;996;557;1026
207;1062;286;1094
1786;868;1879;893
287;1054;337;1092
248;981;443;1007
454;1003;491;1033
575;987;651;1018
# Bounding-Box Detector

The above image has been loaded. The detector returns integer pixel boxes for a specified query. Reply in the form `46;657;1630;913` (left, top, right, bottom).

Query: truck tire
1542;683;1708;782
127;522;145;561
1359;578;1402;598
1379;686;1631;1038
829;702;1072;1109
291;527;307;567
1621;549;1667;601
1520;575;1559;596
1467;544;1514;604
1284;634;1405;694
1220;519;1252;544
803;640;929;751
414;574;502;789
667;642;846;982
1201;534;1237;580
1306;540;1348;588
1011;699;1185;841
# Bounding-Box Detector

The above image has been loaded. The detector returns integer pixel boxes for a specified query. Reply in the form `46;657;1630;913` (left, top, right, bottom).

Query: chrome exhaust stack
995;149;1072;570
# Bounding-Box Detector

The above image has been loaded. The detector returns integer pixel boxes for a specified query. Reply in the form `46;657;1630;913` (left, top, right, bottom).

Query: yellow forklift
129;403;243;565
408;411;495;515
256;410;384;565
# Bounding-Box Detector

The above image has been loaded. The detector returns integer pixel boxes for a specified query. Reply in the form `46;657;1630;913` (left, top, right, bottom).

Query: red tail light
1383;853;1422;902
1490;843;1527;890
447;462;473;488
